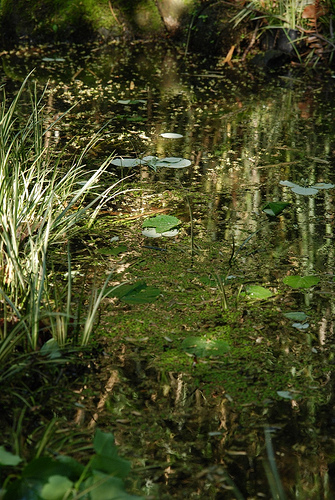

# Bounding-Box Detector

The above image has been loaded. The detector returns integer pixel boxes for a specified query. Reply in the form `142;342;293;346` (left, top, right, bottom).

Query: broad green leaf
87;472;143;500
245;285;273;299
160;133;183;138
92;430;131;478
22;457;73;481
107;282;161;304
142;215;181;233
41;475;73;500
262;202;290;217
283;275;320;288
40;339;61;359
110;158;141;168
121;285;161;304
0;446;22;466
181;336;230;358
283;312;308;321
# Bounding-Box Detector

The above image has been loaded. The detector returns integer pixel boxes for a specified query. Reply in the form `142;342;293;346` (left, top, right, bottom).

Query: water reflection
2;43;335;498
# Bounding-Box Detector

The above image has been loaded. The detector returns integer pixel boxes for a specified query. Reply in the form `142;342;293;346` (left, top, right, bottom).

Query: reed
0;74;124;354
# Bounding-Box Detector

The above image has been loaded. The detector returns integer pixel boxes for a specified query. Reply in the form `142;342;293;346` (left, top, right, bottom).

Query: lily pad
311;182;335;189
283;275;320;288
283;311;308;321
155;157;191;168
292;322;309;329
262;201;290;217
181;336;230;358
279;180;332;196
110;158;141;168
245;285;273;299
106;281;161;304
142;215;181;233
117;99;146;105
160;133;183;138
291;186;319;195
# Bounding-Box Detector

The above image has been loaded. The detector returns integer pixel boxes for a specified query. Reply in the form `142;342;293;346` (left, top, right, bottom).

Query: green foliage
181;336;230;358
1;429;143;500
0;74;124;353
106;281;161;304
244;285;273;299
283;275;320;288
142;215;181;233
262;201;290;216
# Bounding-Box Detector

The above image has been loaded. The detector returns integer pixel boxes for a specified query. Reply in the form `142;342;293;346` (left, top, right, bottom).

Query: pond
2;41;335;499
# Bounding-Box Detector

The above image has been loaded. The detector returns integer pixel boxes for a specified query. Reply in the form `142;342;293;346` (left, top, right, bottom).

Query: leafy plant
280;180;335;196
142;215;181;233
1;429;143;500
283;275;320;288
0;73;128;351
262;201;290;216
244;285;273;299
181;336;230;358
105;281;161;304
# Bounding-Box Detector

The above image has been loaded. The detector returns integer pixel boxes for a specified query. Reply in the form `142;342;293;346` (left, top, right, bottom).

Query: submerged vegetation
1;38;335;498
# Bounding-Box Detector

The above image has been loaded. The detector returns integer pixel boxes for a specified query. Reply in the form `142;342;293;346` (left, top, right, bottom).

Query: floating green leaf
142;215;181;233
283;275;320;288
0;446;22;466
110;158;141;168
292;322;309;329
292;186;318;195
106;281;161;304
279;180;334;196
155;157;191;168
245;285;273;299
262;201;290;217
311;182;335;189
283;311;308;322
181;336;230;358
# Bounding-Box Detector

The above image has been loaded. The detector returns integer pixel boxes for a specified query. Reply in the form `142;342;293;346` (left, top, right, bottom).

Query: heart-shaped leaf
142;215;181;233
262;202;290;216
283;275;320;288
106;281;161;304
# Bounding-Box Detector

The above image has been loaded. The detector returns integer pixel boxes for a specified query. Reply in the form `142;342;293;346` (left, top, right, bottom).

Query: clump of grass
0;73;124;355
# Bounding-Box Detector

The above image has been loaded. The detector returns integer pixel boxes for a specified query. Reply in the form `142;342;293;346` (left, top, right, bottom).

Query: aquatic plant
0;73;126;351
0;428;143;499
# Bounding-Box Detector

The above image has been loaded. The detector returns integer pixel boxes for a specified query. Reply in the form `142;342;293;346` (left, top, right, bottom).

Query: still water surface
2;42;335;498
